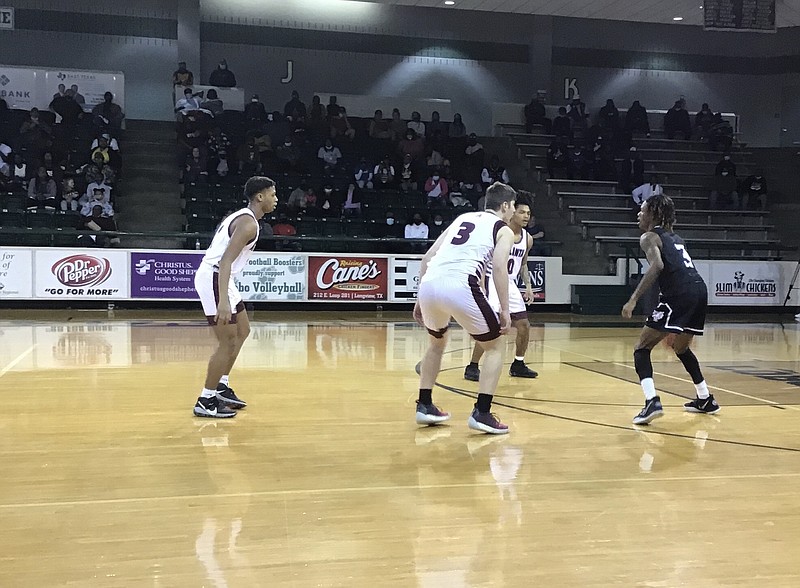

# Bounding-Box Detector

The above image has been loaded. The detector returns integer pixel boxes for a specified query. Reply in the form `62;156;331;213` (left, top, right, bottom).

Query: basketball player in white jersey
464;191;539;381
193;176;278;418
413;182;517;434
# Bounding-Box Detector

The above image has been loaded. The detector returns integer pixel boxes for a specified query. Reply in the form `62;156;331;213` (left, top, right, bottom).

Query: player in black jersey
621;194;721;425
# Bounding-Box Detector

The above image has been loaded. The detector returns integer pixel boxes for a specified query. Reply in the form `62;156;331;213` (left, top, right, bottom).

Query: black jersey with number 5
652;226;704;297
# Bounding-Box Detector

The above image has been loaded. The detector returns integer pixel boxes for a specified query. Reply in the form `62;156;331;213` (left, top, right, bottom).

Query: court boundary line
0;344;36;379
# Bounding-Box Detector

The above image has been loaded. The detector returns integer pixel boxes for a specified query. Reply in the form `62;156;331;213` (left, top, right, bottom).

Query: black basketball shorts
645;283;708;335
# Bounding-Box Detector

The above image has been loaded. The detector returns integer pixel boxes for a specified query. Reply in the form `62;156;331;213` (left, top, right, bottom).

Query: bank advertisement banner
0;65;36;109
0;249;33;299
131;252;203;299
34;250;129;299
234;253;306;301
308;256;388;301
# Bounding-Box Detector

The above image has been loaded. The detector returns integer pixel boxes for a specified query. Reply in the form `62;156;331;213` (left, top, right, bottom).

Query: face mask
251;98;258;103
432;176;440;181
434;220;443;226
724;156;730;161
284;142;291;147
386;218;395;226
721;171;728;176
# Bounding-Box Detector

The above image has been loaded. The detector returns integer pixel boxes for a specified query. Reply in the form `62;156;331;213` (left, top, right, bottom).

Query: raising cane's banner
307;256;388;301
34;250;129;299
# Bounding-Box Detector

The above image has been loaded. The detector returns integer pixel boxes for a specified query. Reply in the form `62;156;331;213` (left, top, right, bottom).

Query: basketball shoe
468;407;509;435
216;383;247;409
509;360;538;378
464;363;480;382
632;396;663;425
194;396;237;418
415;401;451;425
683;395;721;414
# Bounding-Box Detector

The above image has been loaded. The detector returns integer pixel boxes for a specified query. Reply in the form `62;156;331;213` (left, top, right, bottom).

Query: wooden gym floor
0;310;799;587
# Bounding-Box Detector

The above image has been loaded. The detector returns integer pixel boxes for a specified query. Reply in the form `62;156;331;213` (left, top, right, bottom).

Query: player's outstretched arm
622;231;663;319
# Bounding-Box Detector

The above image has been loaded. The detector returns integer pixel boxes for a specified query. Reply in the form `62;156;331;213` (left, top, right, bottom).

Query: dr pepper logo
51;255;112;287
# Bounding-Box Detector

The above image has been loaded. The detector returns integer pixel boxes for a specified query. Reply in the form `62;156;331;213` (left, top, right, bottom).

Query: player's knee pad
633;348;653;381
676;348;704;384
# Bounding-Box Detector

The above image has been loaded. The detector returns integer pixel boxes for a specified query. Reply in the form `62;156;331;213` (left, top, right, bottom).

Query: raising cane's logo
52;255;112;287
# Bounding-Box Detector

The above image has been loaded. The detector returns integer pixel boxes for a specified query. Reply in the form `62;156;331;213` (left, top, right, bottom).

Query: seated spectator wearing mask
709;154;739;210
209;59;237;87
695;103;715;140
429;214;446;239
664;101;691;140
424;171;448;207
742;170;768;210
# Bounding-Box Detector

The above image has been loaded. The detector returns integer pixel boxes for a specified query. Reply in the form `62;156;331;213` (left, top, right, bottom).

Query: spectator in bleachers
546;136;569;179
424;170;448;207
632;174;663;206
208;59;237;87
330;107;355;141
407;111;426;138
92;92;124;132
567;96;588;139
715;152;736;177
398;153;419;193
264;111;290;147
369;109;392;141
449;113;467;139
287;186;307;215
210;149;230;180
374;155;395;187
20;108;52;150
527;214;550;256
463;133;485;184
91;133;120;157
175;88;202;120
90;137;112;166
206;126;231;161
426;144;444;173
83;172;112;204
318;138;343;173
326;96;342;120
390;109;406;142
552;106;571;140
381;211;402;238
244;94;268;128
9;153;28;188
200;89;224;117
237;137;263;176
524;95;551;134
427;111;447;140
568;142;592;181
0;142;10;177
354;157;374;189
709;112;733;152
624;100;650;137
398;129;425;162
709;158;739;210
60;178;79;212
183;147;208;184
172;62;194;87
405;213;429;240
284;90;307;123
78;194;117;247
71;85;85;106
619;146;644;193
481;155;510;188
598;99;621;132
50;89;84;128
27;166;58;209
429;213;445;239
694;103;715;140
308;95;327;136
742;170;768;210
41;151;65;186
664;100;691;140
52;84;66;102
275;136;302;172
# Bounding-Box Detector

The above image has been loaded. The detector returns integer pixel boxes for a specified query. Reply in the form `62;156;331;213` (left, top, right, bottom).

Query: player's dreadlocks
647;193;676;232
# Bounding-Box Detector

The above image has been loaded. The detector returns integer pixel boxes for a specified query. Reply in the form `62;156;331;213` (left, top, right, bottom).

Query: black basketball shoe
684;395;720;414
464;363;480;382
509;360;538;378
216;384;247;409
194;396;237;418
632;396;664;425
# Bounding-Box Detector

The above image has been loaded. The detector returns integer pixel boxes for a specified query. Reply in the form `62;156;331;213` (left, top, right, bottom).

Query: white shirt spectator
0;143;10;176
80;200;114;217
632;182;664;205
318;145;342;166
83;181;112;205
405;221;429;239
407;120;426;137
91;137;120;151
481;166;510;185
175;95;202;114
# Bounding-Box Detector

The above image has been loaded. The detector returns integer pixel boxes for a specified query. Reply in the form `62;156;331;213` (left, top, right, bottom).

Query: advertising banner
521;259;546;302
45;69;125;110
390;257;421;302
0;248;33;299
0;65;36;109
702;261;783;306
308;256;388;301
234;253;306;301
34;250;129;299
131;252;203;300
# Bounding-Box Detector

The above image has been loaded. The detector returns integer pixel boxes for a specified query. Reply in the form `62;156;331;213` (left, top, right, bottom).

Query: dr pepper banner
307;256;389;301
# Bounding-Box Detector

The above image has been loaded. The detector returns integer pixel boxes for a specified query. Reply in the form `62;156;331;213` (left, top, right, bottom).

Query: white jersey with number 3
200;208;260;275
421;211;507;285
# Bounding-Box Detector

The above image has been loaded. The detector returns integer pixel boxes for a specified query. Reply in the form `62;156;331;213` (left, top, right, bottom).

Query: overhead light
673;16;684;20
444;1;455;5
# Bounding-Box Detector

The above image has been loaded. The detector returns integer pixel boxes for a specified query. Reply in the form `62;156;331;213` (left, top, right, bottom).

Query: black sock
476;393;492;413
676;348;704;384
633;348;653;380
418;389;432;405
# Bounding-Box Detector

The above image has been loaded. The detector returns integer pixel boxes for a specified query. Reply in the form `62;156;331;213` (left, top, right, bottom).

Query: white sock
514;356;524;362
694;381;710;399
201;388;216;399
641;378;657;400
219;375;229;387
